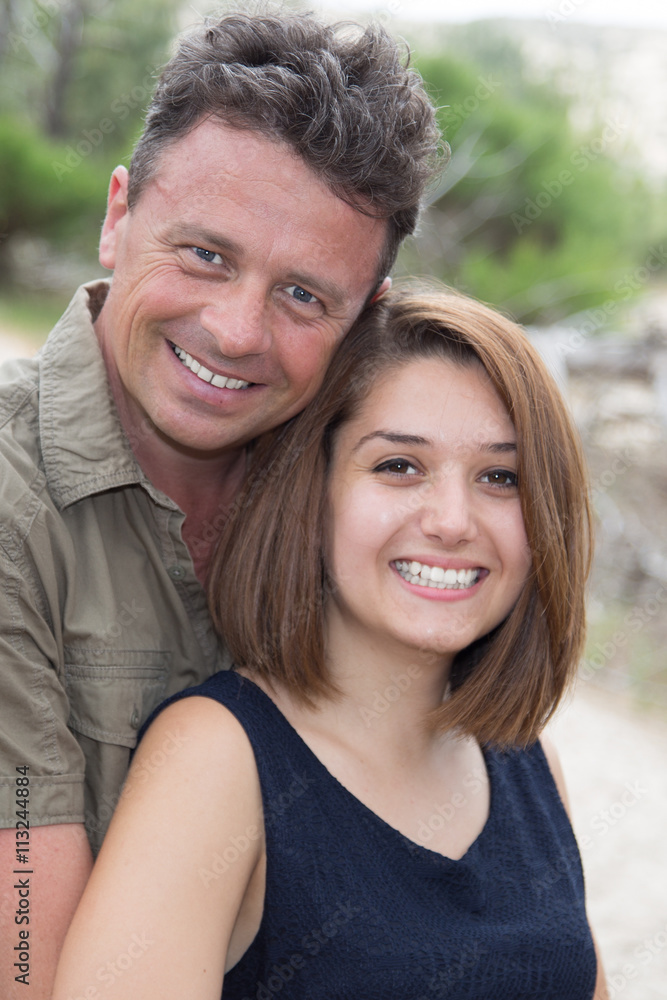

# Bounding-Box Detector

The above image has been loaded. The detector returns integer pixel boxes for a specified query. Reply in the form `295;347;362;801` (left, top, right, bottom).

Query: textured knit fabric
0;282;229;853
153;670;597;999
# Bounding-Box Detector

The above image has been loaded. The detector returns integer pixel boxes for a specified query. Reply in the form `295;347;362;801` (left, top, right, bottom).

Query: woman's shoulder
138;681;254;760
537;733;573;815
123;694;261;814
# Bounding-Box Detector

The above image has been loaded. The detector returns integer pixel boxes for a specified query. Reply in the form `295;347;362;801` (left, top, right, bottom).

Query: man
0;8;440;997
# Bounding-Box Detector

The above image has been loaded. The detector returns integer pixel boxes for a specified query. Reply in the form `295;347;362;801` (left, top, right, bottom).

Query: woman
53;284;607;998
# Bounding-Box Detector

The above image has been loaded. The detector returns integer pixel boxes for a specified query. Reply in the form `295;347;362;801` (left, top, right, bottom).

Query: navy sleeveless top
148;670;597;999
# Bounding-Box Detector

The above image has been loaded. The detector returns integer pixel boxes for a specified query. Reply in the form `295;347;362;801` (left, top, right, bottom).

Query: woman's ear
368;276;392;305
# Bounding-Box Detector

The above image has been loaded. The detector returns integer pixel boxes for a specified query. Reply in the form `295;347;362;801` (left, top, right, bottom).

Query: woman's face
325;356;533;665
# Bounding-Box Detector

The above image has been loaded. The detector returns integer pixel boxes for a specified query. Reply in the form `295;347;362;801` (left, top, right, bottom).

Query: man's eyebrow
167;224;348;308
168;224;243;257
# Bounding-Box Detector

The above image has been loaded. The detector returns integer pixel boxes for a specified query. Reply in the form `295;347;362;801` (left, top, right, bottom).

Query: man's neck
133;432;248;586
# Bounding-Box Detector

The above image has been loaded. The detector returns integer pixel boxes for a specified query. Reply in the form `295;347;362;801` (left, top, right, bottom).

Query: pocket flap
64;647;171;748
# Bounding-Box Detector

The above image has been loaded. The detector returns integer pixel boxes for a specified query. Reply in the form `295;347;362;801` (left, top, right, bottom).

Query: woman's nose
418;477;478;546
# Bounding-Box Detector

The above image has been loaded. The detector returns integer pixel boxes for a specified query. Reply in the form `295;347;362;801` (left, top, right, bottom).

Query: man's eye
285;284;318;305
480;469;518;488
192;247;223;265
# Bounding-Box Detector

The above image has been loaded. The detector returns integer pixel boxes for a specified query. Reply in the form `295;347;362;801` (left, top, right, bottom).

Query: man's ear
98;166;130;270
368;276;392;305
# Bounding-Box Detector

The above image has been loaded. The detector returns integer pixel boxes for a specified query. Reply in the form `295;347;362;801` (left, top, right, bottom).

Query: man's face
96;120;389;457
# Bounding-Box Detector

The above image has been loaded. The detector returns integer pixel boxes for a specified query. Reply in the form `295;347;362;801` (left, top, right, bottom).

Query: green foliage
400;40;664;323
1;0;180;148
0;115;110;273
1;7;665;323
0;0;181;285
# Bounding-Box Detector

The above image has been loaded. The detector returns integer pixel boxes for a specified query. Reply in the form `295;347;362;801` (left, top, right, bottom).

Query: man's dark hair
128;8;443;279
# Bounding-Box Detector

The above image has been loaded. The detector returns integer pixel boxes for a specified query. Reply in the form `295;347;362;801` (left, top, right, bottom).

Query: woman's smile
325;357;533;665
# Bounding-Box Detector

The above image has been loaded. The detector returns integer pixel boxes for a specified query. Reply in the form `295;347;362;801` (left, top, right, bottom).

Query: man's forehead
134;119;388;293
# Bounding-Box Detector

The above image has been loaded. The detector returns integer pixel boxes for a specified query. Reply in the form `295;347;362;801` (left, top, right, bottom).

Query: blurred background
1;0;666;993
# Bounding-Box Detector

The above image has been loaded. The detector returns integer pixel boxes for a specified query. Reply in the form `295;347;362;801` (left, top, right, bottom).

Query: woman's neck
244;614;455;767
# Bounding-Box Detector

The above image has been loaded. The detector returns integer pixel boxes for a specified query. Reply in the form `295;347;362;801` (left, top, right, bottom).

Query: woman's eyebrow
352;433;517;454
352;431;431;452
478;442;517;454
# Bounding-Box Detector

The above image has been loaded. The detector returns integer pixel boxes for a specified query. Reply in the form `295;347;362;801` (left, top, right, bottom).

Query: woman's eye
285;284;318;305
192;247;223;265
480;469;518;488
374;459;419;477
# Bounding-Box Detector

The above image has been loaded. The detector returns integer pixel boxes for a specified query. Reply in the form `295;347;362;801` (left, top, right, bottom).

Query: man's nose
199;282;272;358
418;477;478;546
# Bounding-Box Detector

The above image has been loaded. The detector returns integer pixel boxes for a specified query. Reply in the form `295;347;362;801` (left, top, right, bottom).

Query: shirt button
168;564;186;580
130;708;140;729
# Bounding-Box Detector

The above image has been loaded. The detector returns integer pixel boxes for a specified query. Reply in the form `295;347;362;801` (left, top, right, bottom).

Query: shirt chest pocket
63;647;171;749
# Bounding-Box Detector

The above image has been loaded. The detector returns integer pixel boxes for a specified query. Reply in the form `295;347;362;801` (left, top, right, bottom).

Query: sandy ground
549;682;667;999
0;331;40;365
1;328;666;997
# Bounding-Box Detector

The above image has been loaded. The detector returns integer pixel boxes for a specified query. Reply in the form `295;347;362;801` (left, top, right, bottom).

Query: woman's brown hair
208;282;593;747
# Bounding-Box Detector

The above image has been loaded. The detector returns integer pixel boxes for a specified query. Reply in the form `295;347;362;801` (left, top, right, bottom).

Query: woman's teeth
172;345;250;389
394;561;480;589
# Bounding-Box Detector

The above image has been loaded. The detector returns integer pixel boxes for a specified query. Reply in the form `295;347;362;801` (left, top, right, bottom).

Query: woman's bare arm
52;696;263;1000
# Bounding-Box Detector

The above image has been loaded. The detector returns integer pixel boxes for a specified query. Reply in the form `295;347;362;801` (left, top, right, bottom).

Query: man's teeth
394;561;480;589
172;346;250;389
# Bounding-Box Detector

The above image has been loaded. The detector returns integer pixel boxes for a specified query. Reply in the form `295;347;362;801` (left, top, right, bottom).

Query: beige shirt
0;281;230;854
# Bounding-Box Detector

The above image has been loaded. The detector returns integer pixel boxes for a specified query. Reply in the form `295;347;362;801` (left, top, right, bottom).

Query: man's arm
0;823;93;1000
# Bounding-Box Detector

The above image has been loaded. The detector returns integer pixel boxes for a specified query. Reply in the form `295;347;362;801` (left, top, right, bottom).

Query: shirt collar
40;280;179;513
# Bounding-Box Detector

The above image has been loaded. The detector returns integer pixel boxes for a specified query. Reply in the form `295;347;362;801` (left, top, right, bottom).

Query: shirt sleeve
0;519;85;829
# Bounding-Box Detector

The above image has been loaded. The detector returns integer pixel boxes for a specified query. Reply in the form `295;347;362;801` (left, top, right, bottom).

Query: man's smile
169;341;252;390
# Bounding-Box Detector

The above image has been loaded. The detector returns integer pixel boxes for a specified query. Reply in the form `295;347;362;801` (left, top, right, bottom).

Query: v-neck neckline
234;671;494;865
